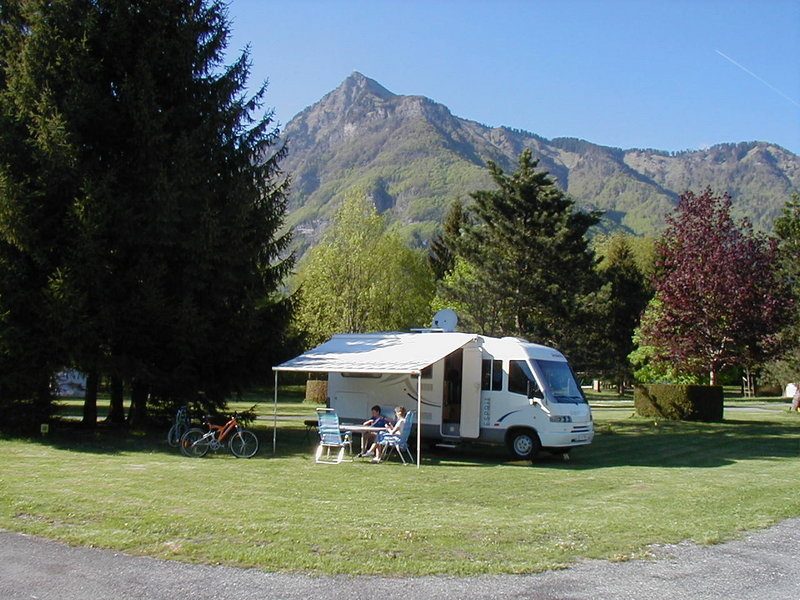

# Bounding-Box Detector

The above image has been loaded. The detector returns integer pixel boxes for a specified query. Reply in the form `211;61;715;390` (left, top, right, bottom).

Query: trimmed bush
305;379;328;404
634;384;724;422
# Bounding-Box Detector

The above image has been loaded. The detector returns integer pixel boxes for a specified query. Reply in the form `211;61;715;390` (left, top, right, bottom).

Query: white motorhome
275;324;593;460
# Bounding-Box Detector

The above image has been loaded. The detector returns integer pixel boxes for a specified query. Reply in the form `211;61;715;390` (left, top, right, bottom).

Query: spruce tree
0;0;292;427
764;194;800;384
444;149;601;365
0;2;79;428
597;234;651;393
428;199;464;280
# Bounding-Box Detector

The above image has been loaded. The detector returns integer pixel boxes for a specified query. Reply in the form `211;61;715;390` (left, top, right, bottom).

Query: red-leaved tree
641;188;792;385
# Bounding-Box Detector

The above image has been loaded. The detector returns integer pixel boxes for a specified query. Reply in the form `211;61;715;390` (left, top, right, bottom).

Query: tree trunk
81;371;98;428
127;379;149;428
106;375;126;425
709;370;717;386
34;375;53;425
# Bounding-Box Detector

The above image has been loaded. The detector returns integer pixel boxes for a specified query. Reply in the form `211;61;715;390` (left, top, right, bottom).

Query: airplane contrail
715;49;800;109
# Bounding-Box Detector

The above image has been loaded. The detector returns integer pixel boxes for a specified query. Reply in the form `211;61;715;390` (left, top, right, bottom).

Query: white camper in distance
277;326;593;460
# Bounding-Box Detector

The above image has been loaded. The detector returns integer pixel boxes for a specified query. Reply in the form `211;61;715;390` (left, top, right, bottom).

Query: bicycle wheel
181;428;210;458
167;423;185;447
229;430;258;458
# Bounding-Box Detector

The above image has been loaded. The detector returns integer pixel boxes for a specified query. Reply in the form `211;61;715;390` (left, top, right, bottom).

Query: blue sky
226;0;800;154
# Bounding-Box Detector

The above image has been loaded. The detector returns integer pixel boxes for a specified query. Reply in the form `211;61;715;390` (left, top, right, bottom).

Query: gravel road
1;519;798;600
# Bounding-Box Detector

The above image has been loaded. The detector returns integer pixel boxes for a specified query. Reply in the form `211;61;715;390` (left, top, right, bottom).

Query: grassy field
1;393;798;576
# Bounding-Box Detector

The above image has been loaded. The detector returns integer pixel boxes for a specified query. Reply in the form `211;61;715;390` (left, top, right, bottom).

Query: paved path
1;519;798;600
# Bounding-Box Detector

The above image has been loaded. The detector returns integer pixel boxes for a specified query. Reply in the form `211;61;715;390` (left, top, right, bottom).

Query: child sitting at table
358;405;389;457
365;406;407;463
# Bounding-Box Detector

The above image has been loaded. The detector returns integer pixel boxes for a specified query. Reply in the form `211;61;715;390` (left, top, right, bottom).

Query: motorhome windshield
533;360;586;404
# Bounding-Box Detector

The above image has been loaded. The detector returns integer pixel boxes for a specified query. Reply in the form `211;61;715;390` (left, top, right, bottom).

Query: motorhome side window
508;360;536;395
481;359;503;391
421;364;433;379
491;360;502;390
341;372;381;378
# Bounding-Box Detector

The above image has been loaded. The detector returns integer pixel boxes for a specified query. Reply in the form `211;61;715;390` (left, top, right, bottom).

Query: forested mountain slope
281;72;799;253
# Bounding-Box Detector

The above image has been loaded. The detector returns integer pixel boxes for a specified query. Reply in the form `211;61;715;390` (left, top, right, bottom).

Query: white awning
273;332;477;374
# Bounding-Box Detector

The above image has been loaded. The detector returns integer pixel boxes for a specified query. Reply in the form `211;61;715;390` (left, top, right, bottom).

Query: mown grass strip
1;404;798;575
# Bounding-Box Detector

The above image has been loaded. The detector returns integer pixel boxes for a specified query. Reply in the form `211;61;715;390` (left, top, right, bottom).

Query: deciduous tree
295;192;434;345
640;188;792;385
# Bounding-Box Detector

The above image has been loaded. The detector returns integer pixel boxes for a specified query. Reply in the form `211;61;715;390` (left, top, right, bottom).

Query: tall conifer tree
443;149;601;365
765;194;800;384
0;2;81;427
597;234;651;392
428;199;464;280
0;0;292;427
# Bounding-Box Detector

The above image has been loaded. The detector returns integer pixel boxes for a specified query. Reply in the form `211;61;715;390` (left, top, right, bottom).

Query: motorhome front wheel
507;430;541;460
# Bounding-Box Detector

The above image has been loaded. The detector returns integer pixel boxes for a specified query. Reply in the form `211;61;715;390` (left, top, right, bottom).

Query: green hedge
634;384;724;422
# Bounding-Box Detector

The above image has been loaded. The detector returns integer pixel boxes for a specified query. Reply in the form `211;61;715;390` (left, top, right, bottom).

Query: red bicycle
180;413;258;458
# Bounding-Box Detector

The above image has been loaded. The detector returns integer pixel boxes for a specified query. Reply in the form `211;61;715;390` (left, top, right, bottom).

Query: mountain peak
337;71;395;100
282;77;799;256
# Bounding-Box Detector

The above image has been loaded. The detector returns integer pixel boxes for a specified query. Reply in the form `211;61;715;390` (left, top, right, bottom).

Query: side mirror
527;381;544;401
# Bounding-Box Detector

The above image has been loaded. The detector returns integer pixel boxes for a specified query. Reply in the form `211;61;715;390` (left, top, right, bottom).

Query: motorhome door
459;343;481;438
441;342;481;439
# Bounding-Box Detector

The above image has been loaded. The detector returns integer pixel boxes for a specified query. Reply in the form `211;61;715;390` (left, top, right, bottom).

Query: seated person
366;406;407;463
359;405;389;457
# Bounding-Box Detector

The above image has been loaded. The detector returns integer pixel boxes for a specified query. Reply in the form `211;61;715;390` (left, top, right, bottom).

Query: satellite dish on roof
432;308;458;332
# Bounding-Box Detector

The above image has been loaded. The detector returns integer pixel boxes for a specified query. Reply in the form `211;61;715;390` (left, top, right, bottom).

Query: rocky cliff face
281;72;800;252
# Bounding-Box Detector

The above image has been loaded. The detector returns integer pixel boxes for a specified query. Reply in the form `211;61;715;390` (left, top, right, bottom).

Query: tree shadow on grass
568;419;800;469
6;417;799;470
373;419;800;470
4;418;314;459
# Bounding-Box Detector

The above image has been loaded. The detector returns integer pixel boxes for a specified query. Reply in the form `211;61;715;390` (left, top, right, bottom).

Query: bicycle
180;412;259;458
166;405;190;447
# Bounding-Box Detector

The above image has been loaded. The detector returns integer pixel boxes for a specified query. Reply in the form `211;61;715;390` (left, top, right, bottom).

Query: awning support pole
273;371;278;455
416;372;422;468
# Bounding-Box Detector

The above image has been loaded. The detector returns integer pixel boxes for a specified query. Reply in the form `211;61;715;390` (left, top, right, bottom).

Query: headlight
549;415;572;423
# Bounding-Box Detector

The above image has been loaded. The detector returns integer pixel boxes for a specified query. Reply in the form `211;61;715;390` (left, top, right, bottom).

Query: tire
507;429;541;460
167;424;179;447
167;423;185;447
181;428;210;458
229;430;259;458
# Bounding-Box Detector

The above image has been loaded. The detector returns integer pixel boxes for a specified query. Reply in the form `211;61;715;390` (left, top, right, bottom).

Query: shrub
634;384;724;422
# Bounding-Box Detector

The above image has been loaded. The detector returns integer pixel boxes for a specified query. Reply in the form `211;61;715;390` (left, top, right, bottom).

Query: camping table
339;425;389;455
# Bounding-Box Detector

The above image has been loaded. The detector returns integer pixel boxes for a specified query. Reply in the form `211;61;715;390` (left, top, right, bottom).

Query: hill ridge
281;73;800;253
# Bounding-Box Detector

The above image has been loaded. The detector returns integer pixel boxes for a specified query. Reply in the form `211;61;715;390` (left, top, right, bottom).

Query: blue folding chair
314;408;352;464
379;410;415;464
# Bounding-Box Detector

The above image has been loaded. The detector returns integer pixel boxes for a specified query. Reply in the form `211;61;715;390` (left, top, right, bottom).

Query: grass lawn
1;394;799;576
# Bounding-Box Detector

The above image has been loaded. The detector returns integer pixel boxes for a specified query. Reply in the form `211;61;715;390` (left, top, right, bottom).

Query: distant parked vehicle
53;370;87;398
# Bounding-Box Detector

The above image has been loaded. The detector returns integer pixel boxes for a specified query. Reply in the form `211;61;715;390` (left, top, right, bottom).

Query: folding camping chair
378;410;415;464
314;408;352;464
